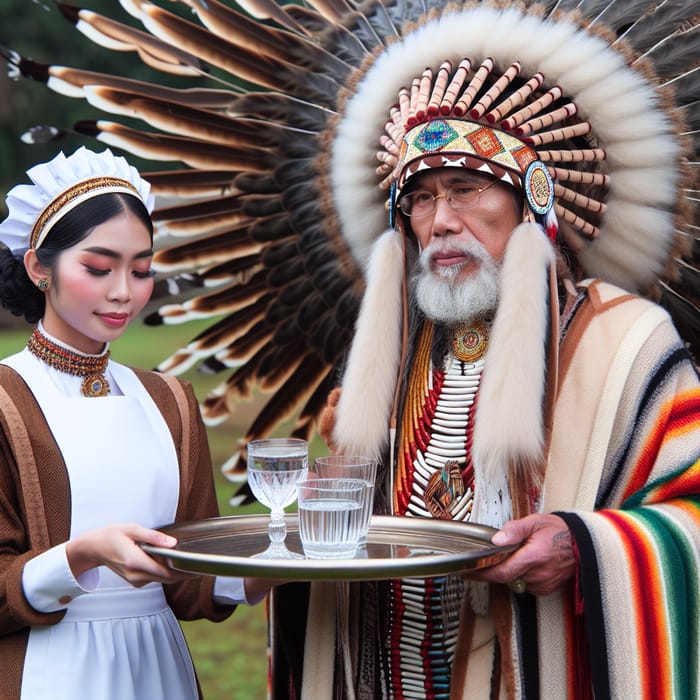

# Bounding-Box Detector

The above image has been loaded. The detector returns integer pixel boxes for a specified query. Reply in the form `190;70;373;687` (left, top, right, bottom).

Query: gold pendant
81;373;110;397
452;320;489;362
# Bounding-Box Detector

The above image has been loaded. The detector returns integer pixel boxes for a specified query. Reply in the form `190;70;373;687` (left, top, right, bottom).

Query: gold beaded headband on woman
29;176;141;249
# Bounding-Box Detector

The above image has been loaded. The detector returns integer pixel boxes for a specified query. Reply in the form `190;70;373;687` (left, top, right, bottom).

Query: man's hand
468;513;576;596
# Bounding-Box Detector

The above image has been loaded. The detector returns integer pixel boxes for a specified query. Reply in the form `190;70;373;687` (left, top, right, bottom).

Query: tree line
0;1;190;216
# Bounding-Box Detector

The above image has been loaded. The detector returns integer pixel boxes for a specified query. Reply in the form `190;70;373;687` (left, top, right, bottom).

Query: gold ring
508;577;527;595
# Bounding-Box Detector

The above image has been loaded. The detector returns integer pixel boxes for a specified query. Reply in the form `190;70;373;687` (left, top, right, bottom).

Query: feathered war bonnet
329;3;692;525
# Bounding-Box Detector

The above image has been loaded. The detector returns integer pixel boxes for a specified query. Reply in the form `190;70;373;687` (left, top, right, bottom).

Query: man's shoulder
577;278;667;319
576;278;673;325
563;278;678;358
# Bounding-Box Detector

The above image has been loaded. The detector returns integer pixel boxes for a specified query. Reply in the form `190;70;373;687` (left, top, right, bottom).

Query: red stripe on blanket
563;584;593;700
647;460;700;504
605;510;672;699
624;390;700;501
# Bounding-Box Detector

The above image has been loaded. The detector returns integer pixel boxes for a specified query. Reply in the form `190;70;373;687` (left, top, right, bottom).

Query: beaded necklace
389;319;484;699
27;326;111;397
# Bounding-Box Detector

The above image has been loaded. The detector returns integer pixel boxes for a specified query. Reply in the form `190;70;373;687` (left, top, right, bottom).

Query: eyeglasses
397;178;500;217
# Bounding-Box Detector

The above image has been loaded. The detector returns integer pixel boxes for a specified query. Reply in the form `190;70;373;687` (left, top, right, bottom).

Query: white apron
5;351;198;700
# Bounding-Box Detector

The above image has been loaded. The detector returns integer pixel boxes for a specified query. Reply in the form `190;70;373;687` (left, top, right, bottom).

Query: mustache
418;238;493;269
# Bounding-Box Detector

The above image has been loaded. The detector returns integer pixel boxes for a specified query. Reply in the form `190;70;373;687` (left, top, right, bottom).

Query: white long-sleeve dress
2;332;245;700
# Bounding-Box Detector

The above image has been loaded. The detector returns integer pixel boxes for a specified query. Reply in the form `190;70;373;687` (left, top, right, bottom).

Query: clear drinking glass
312;455;377;543
247;437;308;559
297;478;365;559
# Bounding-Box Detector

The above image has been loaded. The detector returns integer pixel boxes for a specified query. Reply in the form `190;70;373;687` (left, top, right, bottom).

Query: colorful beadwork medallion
81;373;111;398
452;320;489;362
524;160;554;216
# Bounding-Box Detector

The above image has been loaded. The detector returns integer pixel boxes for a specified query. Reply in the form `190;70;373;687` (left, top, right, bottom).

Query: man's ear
23;249;50;287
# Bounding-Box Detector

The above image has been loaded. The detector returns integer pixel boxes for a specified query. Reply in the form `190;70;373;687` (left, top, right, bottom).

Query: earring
37;279;49;291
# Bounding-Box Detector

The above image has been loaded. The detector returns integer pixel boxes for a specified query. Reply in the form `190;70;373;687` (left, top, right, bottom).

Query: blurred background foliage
0;3;293;697
0;0;182;214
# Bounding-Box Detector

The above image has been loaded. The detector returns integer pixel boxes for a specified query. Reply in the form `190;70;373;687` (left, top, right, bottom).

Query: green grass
0;319;277;699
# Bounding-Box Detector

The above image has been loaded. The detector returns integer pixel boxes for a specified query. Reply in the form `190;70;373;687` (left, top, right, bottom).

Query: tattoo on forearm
553;530;574;562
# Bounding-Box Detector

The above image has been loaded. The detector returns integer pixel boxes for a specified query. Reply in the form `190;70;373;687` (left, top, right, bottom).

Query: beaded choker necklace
27;326;111;397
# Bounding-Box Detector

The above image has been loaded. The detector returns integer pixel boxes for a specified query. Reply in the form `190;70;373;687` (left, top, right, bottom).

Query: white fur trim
471;222;555;527
333;230;404;458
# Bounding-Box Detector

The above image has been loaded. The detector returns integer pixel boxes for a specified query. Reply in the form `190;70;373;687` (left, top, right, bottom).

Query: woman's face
40;210;154;353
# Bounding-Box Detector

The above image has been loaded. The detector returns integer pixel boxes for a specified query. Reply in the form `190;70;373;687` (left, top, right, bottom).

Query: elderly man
395;163;577;597
276;40;700;700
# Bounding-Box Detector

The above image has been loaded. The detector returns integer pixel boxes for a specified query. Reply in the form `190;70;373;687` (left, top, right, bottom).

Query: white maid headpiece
0;146;154;254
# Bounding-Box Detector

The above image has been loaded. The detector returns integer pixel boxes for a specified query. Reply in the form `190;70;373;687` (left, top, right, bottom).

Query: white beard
413;238;501;323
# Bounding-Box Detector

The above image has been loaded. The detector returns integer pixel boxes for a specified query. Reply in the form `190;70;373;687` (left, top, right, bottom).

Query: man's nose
431;193;461;235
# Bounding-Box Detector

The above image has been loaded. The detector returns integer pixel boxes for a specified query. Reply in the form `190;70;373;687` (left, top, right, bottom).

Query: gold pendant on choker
81;373;111;398
452;320;489;362
27;327;111;397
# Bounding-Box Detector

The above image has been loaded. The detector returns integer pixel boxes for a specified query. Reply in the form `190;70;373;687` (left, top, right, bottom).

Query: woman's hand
467;513;576;596
66;524;180;587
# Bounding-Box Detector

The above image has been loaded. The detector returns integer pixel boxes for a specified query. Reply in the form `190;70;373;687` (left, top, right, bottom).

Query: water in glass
298;478;364;559
247;438;308;559
312;455;377;543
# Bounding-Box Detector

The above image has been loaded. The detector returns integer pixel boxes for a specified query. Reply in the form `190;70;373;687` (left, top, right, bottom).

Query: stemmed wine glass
247;438;308;559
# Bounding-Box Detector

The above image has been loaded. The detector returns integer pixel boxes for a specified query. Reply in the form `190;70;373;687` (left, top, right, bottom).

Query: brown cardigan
0;365;235;698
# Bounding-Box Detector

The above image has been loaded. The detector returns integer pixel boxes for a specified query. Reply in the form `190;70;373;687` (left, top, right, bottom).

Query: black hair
0;192;153;324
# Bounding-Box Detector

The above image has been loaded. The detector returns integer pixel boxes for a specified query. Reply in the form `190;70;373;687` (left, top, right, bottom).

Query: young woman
0;147;267;700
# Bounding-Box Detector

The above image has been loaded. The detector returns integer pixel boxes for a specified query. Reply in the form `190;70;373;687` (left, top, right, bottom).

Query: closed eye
84;265;110;277
83;264;155;279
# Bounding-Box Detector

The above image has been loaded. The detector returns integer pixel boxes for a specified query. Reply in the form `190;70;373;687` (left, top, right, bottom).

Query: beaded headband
377;59;606;241
29;177;141;249
396;120;538;191
0;147;154;254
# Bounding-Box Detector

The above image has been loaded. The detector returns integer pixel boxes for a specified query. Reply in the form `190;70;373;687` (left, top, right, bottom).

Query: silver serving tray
142;514;517;581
